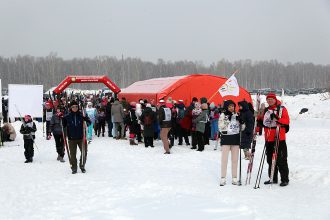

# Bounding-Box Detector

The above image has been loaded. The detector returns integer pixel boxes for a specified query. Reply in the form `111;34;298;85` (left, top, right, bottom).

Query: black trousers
266;140;289;183
97;121;105;136
54;134;65;157
191;130;198;148
46;121;51;136
203;122;210;145
68;139;87;171
106;119;113;136
144;136;154;147
24;139;34;160
168;128;174;146
196;131;205;151
177;125;190;145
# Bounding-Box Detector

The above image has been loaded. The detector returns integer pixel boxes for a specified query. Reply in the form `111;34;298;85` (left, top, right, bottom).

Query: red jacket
262;101;290;142
180;109;192;130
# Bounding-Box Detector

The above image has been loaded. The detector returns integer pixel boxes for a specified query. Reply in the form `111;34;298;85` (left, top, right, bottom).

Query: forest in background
1;53;329;91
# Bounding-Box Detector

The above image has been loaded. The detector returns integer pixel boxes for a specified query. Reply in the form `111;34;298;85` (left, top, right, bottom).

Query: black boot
264;180;278;184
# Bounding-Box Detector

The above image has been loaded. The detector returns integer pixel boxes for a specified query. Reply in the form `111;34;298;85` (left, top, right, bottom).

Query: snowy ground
1;94;330;220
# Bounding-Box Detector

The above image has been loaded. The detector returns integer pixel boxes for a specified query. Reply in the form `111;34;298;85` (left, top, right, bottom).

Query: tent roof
121;75;186;94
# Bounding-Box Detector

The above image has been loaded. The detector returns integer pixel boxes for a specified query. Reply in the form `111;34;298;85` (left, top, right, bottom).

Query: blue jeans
210;119;219;140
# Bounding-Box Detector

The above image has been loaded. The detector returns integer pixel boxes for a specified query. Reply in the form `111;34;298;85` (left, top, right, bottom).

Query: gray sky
1;0;330;65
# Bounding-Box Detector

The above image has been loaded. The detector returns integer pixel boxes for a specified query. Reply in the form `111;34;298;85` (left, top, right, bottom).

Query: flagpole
208;70;239;102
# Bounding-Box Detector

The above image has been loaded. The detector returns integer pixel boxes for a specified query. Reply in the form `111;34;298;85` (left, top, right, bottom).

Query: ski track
1;95;330;220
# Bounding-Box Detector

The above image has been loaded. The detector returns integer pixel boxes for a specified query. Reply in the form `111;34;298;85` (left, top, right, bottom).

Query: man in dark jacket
62;101;91;174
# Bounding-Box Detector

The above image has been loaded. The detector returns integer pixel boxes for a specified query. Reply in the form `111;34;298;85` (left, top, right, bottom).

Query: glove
270;113;279;120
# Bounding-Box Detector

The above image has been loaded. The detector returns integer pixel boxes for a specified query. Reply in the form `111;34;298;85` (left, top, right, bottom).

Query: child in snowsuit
20;115;37;163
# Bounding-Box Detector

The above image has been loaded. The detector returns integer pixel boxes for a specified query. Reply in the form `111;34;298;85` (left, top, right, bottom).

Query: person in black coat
140;104;156;147
50;106;65;162
62;101;91;174
126;103;140;145
238;100;255;160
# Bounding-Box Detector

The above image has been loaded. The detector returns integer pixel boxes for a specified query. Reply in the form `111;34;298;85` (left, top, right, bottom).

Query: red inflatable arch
53;75;121;94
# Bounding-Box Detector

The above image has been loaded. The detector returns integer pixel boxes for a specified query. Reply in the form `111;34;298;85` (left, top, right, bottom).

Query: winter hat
24;115;32;121
209;102;215;109
70;100;78;107
200;97;207;104
159;99;165;103
146;103;152;108
130;101;137;108
192;97;198;102
266;93;277;100
178;99;184;103
223;100;236;110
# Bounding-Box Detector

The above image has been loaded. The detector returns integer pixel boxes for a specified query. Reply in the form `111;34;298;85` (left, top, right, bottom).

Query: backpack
177;108;185;120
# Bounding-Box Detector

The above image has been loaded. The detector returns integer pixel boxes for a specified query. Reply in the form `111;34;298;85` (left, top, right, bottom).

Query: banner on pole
218;74;239;97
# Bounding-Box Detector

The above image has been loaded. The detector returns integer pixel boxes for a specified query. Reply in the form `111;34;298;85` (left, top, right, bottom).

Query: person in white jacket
218;100;241;186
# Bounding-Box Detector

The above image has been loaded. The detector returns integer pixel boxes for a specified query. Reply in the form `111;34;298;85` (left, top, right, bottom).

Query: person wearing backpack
261;93;290;187
158;99;172;154
140;104;156;147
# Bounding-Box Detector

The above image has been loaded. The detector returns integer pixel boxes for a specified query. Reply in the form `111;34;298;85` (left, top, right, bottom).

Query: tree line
0;54;329;91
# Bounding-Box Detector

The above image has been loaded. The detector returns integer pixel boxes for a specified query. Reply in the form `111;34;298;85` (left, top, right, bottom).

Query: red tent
119;74;252;106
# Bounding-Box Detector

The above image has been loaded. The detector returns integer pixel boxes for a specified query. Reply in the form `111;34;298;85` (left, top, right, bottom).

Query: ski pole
254;144;266;189
238;148;242;186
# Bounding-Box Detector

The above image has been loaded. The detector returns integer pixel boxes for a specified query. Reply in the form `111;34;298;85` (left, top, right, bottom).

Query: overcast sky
1;0;330;65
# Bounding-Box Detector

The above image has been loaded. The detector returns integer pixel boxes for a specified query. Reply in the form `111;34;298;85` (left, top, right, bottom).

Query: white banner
8;84;43;118
218;74;240;97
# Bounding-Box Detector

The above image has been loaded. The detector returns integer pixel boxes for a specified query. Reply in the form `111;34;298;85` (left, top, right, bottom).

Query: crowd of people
1;91;290;186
